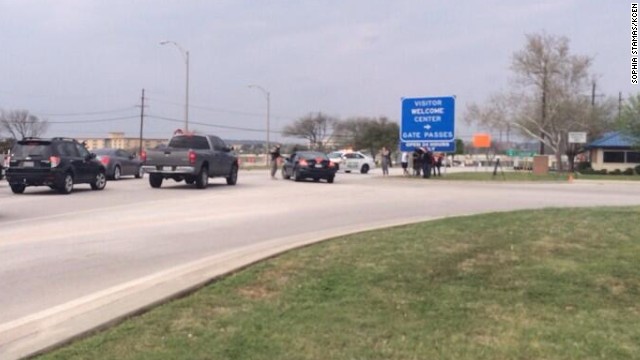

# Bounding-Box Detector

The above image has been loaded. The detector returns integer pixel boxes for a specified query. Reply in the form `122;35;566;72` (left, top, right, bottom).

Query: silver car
94;148;144;180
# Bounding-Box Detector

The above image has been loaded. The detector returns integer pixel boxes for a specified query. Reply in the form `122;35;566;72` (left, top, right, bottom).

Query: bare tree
465;33;614;171
0;109;49;139
282;112;336;151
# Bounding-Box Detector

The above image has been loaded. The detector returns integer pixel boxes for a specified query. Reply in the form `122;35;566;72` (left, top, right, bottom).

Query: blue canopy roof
586;132;639;149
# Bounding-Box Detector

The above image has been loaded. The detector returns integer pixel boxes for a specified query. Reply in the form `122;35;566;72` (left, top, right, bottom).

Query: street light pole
160;40;190;131
248;84;270;165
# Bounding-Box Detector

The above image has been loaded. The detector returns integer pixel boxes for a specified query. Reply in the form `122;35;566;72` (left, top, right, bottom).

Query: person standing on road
422;147;433;179
270;144;282;179
433;153;443;177
401;151;409;176
380;146;391;176
412;147;423;177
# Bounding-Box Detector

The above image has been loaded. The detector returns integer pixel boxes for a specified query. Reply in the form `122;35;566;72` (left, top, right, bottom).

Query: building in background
78;132;167;153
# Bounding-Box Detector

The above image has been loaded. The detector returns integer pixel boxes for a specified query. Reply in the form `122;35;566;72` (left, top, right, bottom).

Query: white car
328;151;375;174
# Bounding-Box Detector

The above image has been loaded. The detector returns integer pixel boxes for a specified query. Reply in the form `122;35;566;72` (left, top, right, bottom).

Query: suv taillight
140;150;147;162
50;156;61;168
188;150;196;165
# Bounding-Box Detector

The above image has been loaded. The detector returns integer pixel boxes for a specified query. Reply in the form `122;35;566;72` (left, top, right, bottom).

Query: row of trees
464;33;623;171
281;113;400;158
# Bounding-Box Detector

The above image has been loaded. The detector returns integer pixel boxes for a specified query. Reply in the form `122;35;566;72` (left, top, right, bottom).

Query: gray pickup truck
141;134;238;189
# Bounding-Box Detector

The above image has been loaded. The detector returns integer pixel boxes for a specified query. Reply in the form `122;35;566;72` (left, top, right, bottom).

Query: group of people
270;144;444;180
406;147;443;178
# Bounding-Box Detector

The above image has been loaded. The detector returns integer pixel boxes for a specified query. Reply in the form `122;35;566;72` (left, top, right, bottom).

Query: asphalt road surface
1;167;639;359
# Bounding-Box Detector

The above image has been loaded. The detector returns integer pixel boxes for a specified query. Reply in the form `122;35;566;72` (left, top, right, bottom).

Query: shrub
610;169;622;175
579;167;595;175
635;165;640;175
623;168;635;176
599;169;608;175
576;161;592;171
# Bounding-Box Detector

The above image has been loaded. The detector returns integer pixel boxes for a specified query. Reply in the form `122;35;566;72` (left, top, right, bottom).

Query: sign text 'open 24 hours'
400;96;455;152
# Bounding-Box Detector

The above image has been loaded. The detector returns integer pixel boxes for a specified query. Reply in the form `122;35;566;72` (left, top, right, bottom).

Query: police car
327;150;375;174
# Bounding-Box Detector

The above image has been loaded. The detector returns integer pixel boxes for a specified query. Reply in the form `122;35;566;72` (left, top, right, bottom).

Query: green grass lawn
38;207;640;360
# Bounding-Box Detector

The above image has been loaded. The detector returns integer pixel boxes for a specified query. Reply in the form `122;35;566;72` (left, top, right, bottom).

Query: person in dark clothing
269;144;282;179
412;147;423;177
422;148;433;178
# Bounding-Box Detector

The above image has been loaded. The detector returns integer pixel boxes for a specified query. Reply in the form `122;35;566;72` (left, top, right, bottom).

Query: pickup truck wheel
57;173;74;194
10;184;26;194
195;166;209;189
226;165;238;185
149;173;163;188
327;176;335;184
90;171;107;190
185;176;195;185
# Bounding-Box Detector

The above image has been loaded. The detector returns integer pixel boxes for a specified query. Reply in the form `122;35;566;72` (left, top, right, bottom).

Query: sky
0;0;635;143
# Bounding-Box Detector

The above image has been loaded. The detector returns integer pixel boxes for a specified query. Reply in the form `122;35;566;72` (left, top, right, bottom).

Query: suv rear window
12;142;53;158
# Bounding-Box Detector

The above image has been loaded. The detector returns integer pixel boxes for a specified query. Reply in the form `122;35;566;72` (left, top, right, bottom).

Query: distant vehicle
282;150;337;183
5;137;107;194
93;148;144;180
141;133;238;189
327;150;375;174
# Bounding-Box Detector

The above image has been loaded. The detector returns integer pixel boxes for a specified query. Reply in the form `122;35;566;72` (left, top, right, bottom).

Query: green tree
454;138;465;155
618;93;640;146
334;117;399;159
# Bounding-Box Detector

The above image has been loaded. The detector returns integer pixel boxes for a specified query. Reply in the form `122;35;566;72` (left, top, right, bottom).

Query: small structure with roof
585;132;640;172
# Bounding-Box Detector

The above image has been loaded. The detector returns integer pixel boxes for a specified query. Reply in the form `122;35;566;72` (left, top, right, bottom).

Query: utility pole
619;92;623;121
138;89;146;156
591;81;596;106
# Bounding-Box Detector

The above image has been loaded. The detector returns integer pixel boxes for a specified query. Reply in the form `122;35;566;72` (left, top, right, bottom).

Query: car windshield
12;143;52;158
327;152;343;158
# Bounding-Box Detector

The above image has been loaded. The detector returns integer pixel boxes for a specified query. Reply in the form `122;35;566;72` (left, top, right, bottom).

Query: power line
146;114;282;133
34;107;137;117
46;115;139;124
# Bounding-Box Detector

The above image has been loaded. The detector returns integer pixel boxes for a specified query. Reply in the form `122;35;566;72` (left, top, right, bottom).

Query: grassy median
38;207;640;360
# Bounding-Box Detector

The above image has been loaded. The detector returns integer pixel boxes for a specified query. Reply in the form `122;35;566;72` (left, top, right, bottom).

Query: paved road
1;168;639;359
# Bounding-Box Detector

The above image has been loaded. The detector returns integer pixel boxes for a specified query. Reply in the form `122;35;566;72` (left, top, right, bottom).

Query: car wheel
360;164;370;174
149;173;163;188
327;176;334;184
113;165;121;180
135;166;144;179
293;167;302;182
282;167;290;180
313;178;320;182
195;166;209;189
10;184;26;194
226;164;238;185
57;173;74;194
90;171;107;190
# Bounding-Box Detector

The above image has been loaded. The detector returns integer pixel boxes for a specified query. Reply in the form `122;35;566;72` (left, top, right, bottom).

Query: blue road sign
400;96;455;152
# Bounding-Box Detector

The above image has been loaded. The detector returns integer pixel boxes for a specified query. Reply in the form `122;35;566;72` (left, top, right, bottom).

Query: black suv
6;137;107;194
